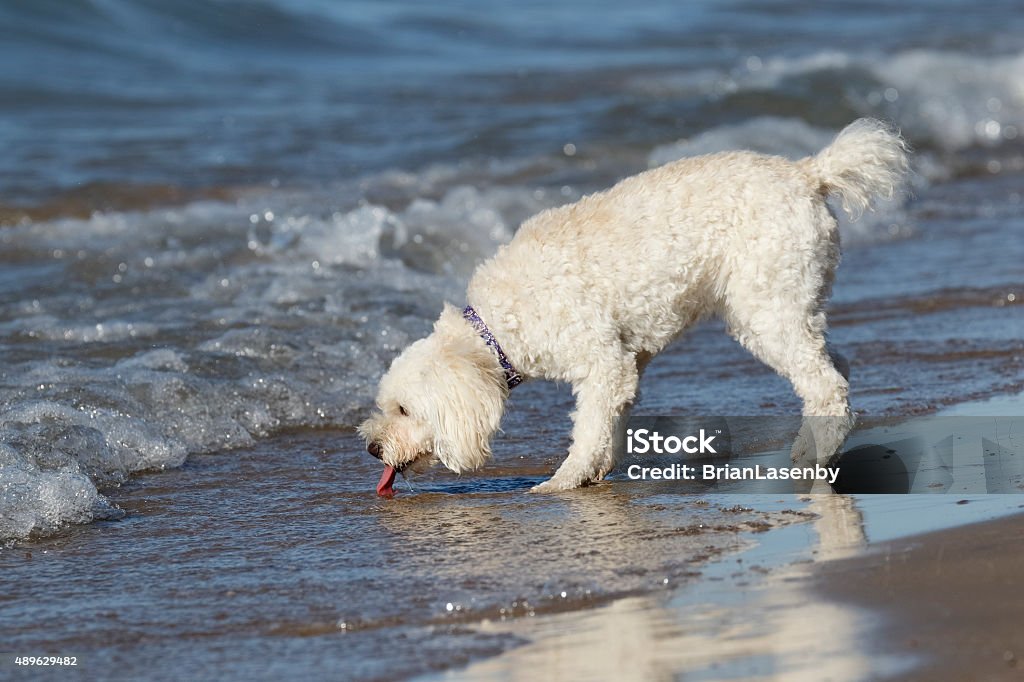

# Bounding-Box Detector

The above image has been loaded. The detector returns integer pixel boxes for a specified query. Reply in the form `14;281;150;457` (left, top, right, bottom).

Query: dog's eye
398;405;408;416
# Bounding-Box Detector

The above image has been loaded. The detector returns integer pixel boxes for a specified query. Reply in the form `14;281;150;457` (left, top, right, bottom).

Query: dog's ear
422;307;506;473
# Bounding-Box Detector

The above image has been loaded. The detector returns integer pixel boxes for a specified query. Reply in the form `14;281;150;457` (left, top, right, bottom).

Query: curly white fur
360;119;909;491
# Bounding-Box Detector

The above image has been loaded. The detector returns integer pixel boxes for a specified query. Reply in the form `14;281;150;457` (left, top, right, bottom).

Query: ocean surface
1;0;1023;678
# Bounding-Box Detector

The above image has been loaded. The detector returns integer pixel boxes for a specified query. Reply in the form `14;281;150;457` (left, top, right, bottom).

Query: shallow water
6;425;1022;681
1;430;815;681
1;0;1024;678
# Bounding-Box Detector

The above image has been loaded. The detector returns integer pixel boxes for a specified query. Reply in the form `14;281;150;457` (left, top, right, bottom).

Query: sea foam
0;176;561;541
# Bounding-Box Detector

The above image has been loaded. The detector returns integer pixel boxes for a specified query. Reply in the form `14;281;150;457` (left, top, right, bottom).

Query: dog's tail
801;118;910;219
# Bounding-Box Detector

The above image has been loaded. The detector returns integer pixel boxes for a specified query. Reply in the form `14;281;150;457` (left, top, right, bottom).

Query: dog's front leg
532;354;639;492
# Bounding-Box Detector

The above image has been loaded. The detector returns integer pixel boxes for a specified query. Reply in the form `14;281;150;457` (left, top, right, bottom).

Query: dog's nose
367;442;382;459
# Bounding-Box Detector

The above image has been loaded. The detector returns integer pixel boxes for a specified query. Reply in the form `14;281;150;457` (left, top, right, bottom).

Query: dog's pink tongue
376;465;397;497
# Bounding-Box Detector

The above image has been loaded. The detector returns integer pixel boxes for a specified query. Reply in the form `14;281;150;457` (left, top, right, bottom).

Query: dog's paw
530;476;579;493
529;480;562;494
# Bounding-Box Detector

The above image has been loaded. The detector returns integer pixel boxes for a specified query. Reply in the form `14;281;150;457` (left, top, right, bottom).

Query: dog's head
358;305;507;481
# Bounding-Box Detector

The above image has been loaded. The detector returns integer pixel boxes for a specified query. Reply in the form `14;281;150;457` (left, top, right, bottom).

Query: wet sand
438;500;1024;682
816;512;1024;681
433;399;1024;680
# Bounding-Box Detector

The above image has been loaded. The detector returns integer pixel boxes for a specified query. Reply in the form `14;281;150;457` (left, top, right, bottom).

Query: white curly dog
360;119;908;494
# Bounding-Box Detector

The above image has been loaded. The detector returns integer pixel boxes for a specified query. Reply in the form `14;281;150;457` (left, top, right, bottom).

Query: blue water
3;0;1024;197
1;2;1023;679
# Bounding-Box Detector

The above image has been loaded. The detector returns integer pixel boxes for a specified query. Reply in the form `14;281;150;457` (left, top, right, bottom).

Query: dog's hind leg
532;350;640;492
788;361;854;467
727;307;853;466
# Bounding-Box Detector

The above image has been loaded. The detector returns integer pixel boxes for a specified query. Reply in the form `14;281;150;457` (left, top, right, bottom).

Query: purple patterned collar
462;306;523;390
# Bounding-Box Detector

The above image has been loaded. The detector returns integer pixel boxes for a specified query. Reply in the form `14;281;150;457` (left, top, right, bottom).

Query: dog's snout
367;441;383;459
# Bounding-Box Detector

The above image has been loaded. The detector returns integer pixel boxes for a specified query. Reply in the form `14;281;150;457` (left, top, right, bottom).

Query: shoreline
816;511;1024;681
435;502;1024;681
